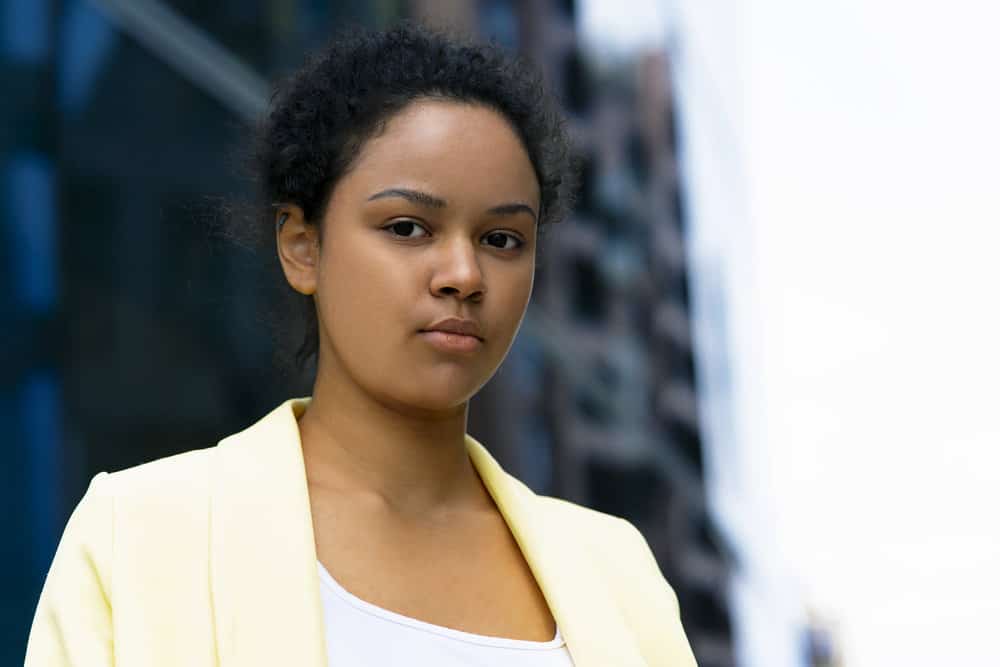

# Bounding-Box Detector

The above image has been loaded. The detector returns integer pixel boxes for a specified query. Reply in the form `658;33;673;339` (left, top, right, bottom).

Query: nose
429;237;487;301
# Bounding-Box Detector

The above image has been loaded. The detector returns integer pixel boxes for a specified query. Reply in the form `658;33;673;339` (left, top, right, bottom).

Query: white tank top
317;561;575;666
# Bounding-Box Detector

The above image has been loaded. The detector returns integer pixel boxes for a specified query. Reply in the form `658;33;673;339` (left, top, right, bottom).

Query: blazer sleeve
616;517;698;666
24;472;114;666
618;517;682;617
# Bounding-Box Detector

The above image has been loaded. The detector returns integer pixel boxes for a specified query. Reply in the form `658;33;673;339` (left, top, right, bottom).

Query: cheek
315;244;411;350
491;265;535;336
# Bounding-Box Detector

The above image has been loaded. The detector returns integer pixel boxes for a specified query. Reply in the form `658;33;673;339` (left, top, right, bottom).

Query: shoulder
531;493;652;552
528;493;695;664
103;445;217;499
35;446;218;599
499;475;662;569
28;447;222;662
529;492;682;611
71;444;217;508
69;446;218;547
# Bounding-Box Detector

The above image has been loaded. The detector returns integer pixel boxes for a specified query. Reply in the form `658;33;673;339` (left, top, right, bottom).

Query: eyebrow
367;188;537;222
485;202;538;221
368;188;446;208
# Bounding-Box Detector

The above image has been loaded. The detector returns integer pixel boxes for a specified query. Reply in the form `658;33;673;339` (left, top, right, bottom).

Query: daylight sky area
582;1;1000;665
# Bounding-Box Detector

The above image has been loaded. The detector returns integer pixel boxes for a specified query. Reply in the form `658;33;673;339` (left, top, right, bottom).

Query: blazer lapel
208;397;647;667
210;397;327;667
466;436;649;667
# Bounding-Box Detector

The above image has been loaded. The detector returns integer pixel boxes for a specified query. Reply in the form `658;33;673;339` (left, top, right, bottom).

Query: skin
275;100;555;640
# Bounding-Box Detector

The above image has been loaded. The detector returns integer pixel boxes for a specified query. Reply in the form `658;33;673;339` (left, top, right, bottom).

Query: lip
420;317;483;340
418;330;483;353
418;317;484;354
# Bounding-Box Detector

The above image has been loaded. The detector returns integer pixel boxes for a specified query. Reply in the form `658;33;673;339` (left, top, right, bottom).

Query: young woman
25;23;697;667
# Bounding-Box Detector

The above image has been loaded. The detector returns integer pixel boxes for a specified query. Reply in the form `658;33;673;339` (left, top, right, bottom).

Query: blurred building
2;1;733;664
460;2;736;665
2;0;63;658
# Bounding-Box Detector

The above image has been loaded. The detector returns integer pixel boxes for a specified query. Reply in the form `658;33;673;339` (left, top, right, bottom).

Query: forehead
339;100;540;206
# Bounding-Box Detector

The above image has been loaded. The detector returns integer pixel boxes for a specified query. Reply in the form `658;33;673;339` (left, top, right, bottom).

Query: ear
275;205;319;295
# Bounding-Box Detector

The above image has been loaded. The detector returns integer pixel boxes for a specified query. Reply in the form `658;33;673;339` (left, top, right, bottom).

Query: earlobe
275;205;319;296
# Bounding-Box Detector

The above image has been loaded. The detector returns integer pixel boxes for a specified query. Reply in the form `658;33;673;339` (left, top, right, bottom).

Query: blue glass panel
7;154;57;311
1;0;51;63
22;371;61;575
58;0;115;113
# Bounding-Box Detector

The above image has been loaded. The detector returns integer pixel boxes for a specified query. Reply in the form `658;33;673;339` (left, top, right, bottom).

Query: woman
25;23;697;667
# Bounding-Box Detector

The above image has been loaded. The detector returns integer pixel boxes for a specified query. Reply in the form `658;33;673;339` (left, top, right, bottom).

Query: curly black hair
242;21;578;375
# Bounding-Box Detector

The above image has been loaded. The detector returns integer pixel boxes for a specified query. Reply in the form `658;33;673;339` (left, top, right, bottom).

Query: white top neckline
316;561;565;651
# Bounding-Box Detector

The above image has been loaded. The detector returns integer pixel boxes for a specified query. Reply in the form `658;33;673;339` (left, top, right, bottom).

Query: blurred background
3;0;999;665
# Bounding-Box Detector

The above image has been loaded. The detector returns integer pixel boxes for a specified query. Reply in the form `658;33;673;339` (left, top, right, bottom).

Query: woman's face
286;100;540;414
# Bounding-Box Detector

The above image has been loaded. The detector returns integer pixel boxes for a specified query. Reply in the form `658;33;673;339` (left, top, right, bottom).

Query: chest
310;491;557;643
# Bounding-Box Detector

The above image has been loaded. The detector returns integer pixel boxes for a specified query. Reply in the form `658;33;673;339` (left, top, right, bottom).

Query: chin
395;374;486;413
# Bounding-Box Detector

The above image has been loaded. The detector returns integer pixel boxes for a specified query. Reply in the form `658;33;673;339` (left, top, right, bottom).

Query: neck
297;354;489;517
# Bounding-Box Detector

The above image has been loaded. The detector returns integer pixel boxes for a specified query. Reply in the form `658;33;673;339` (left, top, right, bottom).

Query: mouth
418;330;484;353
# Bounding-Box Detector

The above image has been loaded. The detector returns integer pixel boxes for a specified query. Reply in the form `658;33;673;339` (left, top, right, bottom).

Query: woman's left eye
482;231;523;250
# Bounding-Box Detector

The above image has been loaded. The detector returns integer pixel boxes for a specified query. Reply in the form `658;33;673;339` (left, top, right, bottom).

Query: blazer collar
209;397;647;667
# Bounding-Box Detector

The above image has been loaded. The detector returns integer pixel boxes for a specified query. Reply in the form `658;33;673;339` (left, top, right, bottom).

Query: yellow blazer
25;397;697;666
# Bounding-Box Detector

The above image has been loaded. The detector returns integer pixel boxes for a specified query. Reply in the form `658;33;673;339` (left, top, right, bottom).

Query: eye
383;219;430;239
482;231;524;251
